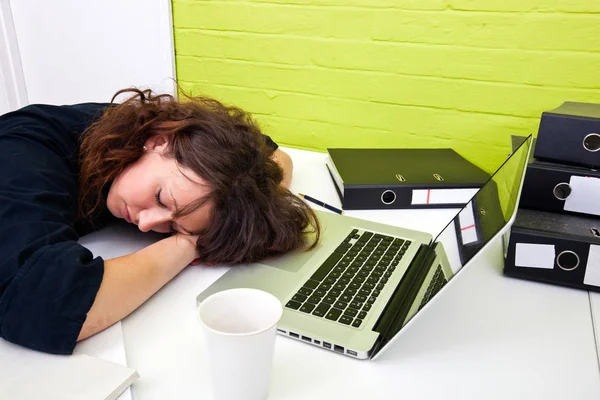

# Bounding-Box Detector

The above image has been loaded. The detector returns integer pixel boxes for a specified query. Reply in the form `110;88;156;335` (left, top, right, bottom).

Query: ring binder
325;148;490;210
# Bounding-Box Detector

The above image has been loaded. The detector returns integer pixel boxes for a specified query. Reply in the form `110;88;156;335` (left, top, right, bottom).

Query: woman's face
106;134;213;235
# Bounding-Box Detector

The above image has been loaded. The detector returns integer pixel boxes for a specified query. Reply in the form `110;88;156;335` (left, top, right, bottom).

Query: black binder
520;157;600;218
534;102;600;168
504;208;600;292
325;148;490;210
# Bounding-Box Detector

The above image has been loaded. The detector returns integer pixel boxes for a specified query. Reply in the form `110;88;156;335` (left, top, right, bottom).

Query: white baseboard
0;0;28;114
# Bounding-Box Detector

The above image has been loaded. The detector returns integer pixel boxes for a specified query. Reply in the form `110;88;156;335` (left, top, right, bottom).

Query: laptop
196;136;532;360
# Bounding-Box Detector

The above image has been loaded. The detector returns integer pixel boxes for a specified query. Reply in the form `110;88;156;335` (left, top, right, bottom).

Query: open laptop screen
372;135;532;357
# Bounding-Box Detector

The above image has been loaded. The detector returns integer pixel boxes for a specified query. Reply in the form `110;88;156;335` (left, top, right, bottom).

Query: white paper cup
197;288;283;400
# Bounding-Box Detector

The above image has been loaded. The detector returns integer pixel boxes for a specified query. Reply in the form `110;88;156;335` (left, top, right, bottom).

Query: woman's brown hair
79;88;320;264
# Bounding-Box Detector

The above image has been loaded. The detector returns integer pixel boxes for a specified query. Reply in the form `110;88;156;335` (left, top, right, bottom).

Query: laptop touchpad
260;242;322;273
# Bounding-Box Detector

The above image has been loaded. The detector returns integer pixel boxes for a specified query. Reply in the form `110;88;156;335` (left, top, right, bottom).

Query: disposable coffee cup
197;288;283;400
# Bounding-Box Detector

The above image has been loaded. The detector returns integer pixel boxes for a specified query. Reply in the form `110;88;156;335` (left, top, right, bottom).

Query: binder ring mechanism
583;133;600;152
553;183;572;201
556;250;580;271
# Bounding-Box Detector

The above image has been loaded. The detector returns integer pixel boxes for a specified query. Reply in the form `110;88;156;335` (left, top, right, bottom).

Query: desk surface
84;148;600;399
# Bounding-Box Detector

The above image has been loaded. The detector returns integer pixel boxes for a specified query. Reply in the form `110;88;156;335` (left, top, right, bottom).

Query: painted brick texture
172;0;600;172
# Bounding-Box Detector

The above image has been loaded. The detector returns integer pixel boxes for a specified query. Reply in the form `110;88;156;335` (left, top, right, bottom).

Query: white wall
9;0;176;105
0;0;28;114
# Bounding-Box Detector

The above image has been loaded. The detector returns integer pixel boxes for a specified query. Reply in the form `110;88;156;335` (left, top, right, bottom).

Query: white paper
74;323;132;400
584;245;600;287
458;202;478;245
411;188;479;205
0;338;138;400
564;175;600;216
515;243;555;269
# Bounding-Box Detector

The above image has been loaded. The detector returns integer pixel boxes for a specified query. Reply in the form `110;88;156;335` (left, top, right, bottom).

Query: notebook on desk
197;137;532;360
0;338;139;400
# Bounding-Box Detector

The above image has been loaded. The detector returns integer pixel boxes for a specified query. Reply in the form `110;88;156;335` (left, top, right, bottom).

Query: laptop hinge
371;243;438;357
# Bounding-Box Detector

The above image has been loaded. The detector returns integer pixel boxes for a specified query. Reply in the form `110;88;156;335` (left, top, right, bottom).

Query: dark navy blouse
0;103;277;354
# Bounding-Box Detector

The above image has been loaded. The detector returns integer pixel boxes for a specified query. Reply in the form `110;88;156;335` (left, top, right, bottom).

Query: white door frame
0;0;28;114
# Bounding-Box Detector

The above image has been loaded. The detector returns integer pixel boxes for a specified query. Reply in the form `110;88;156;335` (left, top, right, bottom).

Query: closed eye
155;189;168;209
156;190;176;233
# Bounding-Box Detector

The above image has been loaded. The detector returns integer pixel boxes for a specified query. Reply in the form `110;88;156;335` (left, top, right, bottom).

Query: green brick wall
173;0;600;172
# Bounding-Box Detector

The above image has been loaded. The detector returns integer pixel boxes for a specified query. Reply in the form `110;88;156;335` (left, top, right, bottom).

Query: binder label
583;245;600;288
458;202;478;245
411;188;479;205
515;243;555;269
564;176;600;216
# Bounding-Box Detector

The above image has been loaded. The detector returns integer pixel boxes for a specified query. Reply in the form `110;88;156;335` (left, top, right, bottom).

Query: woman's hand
271;149;293;188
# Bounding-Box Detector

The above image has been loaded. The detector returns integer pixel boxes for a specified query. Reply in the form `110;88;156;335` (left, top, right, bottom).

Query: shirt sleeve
0;104;107;354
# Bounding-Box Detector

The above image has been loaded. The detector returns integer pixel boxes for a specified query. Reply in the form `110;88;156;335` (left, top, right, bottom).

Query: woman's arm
271;148;293;188
78;234;198;340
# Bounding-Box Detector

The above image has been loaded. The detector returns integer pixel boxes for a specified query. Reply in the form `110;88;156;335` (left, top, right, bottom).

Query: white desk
83;148;600;399
591;292;600;367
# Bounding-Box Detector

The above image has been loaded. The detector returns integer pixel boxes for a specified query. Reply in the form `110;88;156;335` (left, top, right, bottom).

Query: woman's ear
143;133;171;154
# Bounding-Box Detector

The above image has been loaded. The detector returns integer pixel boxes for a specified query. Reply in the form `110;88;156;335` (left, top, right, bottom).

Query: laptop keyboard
285;228;411;329
417;265;448;311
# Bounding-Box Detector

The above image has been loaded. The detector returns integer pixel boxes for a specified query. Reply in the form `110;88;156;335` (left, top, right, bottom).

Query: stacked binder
504;102;600;292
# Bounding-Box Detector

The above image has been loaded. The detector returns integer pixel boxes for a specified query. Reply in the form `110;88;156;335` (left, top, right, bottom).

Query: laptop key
304;279;320;290
363;282;375;290
312;303;330;317
334;301;348;309
339;315;353;325
359;231;373;241
340;294;353;303
306;296;321;304
325;307;342;321
344;308;358;317
322;295;336;304
358;311;367;319
349;282;361;290
297;288;313;296
285;300;302;310
352;319;363;328
292;294;307;302
299;303;316;313
309;252;344;282
354;294;367;303
349;301;363;310
334;246;348;255
329;289;341;297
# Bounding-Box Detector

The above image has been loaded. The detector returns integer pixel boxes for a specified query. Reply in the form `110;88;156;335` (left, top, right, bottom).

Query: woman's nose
137;208;171;233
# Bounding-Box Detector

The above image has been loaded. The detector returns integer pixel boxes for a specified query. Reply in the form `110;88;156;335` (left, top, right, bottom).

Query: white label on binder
515;243;555;269
458;202;478;244
583;245;600;287
564;176;600;216
411;188;479;205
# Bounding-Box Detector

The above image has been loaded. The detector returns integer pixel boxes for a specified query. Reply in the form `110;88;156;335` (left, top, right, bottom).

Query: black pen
298;193;344;215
